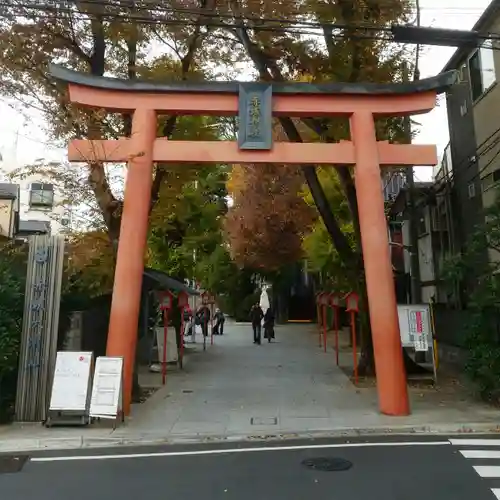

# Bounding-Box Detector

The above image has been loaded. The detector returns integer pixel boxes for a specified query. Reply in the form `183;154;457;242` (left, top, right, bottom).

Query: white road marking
460;450;500;459
492;489;500;499
450;439;500;447
473;466;500;478
30;440;450;462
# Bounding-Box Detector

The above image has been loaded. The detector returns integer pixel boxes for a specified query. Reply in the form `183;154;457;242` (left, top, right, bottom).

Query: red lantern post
159;290;173;385
178;291;189;368
316;293;324;347
345;291;360;385
315;293;320;342
329;293;341;366
319;292;328;353
208;293;216;345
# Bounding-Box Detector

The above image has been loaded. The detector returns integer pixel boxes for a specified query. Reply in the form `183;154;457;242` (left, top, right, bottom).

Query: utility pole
402;62;422;305
402;0;422;305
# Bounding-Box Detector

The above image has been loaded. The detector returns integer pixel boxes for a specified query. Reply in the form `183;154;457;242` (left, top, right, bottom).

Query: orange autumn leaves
225;161;316;270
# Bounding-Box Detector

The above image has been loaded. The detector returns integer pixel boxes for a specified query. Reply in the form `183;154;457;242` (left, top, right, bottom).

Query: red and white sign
397;305;430;352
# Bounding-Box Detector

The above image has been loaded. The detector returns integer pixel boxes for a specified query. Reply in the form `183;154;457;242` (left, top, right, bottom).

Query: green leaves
443;187;500;401
0;244;25;421
147;162;228;280
301;167;356;290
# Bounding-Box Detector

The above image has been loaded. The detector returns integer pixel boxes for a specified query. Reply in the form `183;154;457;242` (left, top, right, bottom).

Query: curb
1;422;500;453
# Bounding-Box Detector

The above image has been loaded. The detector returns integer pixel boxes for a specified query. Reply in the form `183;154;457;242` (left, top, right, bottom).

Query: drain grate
0;455;29;474
251;417;278;426
301;457;353;472
182;390;193;394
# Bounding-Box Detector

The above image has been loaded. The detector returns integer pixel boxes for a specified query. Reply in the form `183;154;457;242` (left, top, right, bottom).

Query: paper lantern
345;292;359;313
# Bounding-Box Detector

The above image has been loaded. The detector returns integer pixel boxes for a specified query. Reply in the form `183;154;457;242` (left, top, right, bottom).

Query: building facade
442;0;500;247
0;178;72;239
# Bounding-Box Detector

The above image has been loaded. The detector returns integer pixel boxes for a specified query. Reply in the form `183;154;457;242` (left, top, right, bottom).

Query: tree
0;0;217;243
302;167;356;292
198;0;413;373
195;244;259;321
0;242;25;422
148;161;229;280
2;0;416;374
225;161;315;270
444;188;500;401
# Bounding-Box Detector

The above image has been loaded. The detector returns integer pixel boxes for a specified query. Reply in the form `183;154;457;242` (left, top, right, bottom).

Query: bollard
316;292;324;348
318;292;328;352
345;291;360;385
178;291;189;369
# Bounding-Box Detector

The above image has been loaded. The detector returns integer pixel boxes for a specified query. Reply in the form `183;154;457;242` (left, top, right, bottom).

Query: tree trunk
356;276;375;376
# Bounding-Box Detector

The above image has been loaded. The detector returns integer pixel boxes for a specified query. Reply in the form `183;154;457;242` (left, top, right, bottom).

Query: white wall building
15;174;73;235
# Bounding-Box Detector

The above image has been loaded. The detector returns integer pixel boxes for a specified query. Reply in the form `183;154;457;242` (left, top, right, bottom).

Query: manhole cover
0;455;29;474
251;417;278;426
301;457;353;472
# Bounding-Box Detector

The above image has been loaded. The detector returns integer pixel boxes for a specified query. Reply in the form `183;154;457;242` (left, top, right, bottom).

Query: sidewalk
0;322;499;452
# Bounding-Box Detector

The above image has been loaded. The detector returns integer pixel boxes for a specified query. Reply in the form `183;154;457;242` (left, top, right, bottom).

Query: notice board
49;351;93;412
397;304;431;352
89;356;123;419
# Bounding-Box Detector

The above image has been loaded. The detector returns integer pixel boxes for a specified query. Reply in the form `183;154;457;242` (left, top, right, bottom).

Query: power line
435;122;500;189
0;0;491;41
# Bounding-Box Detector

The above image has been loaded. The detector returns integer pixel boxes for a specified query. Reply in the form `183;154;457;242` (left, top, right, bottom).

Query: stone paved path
123;322;385;438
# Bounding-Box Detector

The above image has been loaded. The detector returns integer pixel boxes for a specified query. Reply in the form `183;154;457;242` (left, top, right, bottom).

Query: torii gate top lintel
50;63;456;101
50;64;457;166
50;64;457;118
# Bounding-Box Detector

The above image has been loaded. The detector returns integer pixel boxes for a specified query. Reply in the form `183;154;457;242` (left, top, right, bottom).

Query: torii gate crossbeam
50;64;457;418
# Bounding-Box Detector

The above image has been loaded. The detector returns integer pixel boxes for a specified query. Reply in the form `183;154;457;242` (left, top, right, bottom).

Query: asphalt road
2;436;500;500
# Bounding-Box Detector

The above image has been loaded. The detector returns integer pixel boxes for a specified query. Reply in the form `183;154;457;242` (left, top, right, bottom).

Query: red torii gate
50;64;456;417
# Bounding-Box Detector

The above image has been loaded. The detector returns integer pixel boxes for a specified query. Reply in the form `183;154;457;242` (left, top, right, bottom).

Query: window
29;183;54;209
468;40;496;101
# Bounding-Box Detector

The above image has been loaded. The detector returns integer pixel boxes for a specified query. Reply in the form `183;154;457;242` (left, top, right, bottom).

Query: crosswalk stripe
450;439;500;447
491;489;500;499
460;450;500;459
473;466;500;478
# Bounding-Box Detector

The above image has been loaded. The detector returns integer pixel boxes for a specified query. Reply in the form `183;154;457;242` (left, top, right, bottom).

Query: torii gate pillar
106;109;156;414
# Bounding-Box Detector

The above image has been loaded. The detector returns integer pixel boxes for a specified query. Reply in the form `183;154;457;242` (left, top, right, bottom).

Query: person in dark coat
263;307;275;343
249;303;264;344
213;308;225;335
196;304;211;338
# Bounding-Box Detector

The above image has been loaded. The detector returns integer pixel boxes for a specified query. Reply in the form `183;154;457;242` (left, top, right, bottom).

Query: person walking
263;307;275;343
249;303;264;344
213;308;225;335
196;303;211;339
183;306;192;335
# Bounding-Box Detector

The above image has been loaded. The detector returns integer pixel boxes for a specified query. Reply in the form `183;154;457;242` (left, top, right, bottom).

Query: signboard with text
397;305;431;352
89;356;123;420
49;351;93;412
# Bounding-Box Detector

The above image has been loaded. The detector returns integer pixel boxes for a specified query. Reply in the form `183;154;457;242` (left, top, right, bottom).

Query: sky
0;0;493;182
